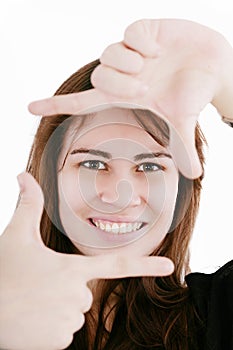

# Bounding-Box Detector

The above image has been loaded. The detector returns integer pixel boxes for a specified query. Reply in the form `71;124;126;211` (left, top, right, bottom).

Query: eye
79;160;107;170
136;162;165;172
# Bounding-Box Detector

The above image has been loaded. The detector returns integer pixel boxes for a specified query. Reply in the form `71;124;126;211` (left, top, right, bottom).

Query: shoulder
185;260;233;349
186;259;233;290
185;260;233;319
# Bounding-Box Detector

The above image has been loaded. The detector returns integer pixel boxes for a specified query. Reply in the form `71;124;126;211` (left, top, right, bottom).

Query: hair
27;59;206;349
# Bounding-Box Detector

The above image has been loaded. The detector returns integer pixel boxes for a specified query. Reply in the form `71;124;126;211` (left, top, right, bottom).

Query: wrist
212;80;233;123
212;40;233;122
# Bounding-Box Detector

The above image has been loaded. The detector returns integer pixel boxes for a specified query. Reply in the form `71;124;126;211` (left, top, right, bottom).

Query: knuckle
81;287;93;313
73;284;93;312
69;92;85;113
67;312;86;331
125;20;141;37
91;64;141;97
120;79;142;97
100;43;119;64
59;312;85;339
56;333;74;349
101;42;143;74
129;52;144;70
49;97;61;116
76;312;85;329
124;19;149;43
90;64;104;87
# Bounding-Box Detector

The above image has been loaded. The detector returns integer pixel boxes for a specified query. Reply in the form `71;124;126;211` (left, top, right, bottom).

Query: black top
185;119;233;349
185;260;233;349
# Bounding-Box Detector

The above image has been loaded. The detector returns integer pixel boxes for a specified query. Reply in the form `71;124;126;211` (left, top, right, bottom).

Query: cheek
145;173;179;239
140;176;179;255
146;172;178;213
58;171;84;213
163;179;179;215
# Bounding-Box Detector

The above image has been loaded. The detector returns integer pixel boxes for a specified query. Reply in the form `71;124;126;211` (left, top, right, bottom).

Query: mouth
88;218;146;234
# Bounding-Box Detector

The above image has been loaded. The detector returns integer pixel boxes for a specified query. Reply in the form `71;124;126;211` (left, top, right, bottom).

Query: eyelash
79;160;106;171
78;160;165;172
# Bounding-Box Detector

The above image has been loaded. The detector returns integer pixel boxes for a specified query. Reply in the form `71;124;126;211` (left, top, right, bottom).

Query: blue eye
80;160;107;170
137;162;164;172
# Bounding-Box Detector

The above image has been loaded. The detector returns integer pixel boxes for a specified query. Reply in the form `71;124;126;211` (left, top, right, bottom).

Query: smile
89;219;145;234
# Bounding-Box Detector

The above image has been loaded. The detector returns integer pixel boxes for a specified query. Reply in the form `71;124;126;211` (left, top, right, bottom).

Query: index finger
74;255;174;281
28;91;202;179
28;89;116;116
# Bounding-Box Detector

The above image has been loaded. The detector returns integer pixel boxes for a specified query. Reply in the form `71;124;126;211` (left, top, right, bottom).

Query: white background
0;0;232;272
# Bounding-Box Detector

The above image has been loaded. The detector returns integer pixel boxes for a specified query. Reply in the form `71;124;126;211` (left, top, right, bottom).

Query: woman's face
57;108;179;256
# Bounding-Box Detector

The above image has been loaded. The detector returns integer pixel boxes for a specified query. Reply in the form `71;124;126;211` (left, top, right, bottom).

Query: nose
97;176;142;208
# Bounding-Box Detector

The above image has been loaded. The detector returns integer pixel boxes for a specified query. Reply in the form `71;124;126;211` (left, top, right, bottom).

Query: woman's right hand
0;172;173;350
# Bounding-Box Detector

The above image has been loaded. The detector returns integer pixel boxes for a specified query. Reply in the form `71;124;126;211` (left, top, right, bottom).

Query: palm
122;19;220;122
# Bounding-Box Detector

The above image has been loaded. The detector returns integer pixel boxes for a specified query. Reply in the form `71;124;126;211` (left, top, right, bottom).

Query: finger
79;286;93;313
71;255;174;281
91;65;148;98
155;69;216;179
169;119;203;179
100;42;144;74
28;89;118;116
7;172;44;243
124;19;161;57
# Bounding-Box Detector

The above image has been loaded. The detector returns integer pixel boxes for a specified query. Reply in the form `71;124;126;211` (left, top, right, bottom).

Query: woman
0;19;232;350
29;58;206;350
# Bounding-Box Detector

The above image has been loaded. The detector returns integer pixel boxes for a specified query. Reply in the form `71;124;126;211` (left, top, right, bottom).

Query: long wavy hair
27;59;206;349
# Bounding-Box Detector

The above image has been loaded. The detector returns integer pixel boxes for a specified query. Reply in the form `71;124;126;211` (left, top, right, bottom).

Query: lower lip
87;219;148;245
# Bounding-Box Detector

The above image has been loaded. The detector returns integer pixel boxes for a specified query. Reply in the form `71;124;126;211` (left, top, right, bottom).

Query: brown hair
27;59;206;349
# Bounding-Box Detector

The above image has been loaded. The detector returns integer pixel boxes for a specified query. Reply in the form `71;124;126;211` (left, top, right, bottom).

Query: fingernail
28;100;45;116
163;259;175;274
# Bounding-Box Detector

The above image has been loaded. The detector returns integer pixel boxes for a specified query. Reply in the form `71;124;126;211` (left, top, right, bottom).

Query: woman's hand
0;172;173;350
28;19;233;179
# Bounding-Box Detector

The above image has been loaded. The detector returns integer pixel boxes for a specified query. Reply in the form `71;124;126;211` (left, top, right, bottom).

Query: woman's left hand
28;19;233;179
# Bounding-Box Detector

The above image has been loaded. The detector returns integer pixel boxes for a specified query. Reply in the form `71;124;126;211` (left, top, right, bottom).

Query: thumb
9;172;44;243
169;119;203;179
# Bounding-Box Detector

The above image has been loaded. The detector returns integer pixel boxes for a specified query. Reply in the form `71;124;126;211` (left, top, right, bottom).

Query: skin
1;18;233;350
57;108;179;256
29;19;233;179
0;171;174;350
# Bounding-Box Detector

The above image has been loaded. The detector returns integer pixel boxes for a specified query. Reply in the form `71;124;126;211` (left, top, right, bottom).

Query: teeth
92;219;143;234
126;224;133;233
105;223;111;232
100;222;105;230
112;223;119;234
119;223;127;234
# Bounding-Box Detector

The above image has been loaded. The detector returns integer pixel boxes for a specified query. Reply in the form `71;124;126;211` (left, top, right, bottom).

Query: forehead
58;108;169;165
69;108;166;145
82;107;139;127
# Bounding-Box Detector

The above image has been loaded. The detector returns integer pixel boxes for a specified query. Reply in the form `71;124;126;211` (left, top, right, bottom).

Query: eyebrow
71;148;111;158
70;148;172;161
134;152;171;161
